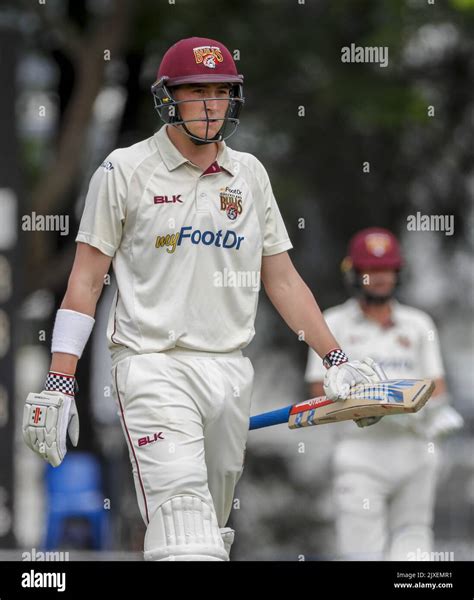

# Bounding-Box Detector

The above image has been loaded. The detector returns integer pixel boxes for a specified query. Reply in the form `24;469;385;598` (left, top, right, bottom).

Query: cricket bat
249;379;435;430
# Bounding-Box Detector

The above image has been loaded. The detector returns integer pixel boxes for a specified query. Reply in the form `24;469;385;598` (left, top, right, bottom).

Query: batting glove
324;356;387;401
388;394;464;438
323;356;387;428
22;372;79;467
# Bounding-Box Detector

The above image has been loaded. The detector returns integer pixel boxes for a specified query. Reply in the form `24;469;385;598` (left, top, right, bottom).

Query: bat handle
249;406;291;430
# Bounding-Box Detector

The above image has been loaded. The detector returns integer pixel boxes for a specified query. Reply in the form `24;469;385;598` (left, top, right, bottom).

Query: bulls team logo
226;204;239;220
193;46;224;69
365;233;391;257
220;186;243;220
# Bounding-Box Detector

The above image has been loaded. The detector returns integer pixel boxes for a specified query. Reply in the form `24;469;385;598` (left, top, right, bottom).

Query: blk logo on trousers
138;432;165;447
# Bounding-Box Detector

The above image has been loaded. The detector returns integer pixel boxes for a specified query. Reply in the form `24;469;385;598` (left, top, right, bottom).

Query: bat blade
248;379;434;431
288;379;435;429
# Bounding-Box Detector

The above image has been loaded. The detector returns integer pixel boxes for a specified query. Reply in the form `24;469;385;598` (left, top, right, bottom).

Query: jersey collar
154;125;235;176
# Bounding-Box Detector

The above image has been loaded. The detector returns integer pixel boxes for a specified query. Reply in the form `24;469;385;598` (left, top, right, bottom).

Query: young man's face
172;83;231;140
360;268;397;298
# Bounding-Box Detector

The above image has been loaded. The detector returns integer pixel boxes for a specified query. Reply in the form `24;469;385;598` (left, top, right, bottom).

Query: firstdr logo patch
155;225;245;254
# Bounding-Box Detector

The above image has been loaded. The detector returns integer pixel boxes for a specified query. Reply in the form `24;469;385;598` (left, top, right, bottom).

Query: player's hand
388;396;464;437
417;394;464;438
324;356;387;401
424;404;464;438
324;357;387;428
22;391;79;467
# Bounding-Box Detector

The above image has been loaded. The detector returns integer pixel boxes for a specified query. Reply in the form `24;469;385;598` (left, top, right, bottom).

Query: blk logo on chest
154;194;183;204
138;432;165;447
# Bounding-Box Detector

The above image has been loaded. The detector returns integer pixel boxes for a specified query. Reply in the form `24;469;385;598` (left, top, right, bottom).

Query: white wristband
51;309;95;358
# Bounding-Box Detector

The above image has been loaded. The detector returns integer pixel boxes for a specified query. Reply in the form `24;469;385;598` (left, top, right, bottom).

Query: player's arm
50;242;112;376
261;251;387;418
23;242;112;467
261;251;340;359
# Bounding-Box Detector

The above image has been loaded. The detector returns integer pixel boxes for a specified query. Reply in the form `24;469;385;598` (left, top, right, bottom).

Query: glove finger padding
362;356;388;381
324;357;387;401
23;392;79;467
68;400;79;447
323;366;347;401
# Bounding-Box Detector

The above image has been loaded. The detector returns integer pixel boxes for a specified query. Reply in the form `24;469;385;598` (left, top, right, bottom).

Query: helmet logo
365;233;391;257
203;55;217;69
193;45;224;69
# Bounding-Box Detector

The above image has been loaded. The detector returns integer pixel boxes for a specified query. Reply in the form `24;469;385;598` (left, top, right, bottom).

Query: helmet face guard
151;76;244;144
343;266;401;305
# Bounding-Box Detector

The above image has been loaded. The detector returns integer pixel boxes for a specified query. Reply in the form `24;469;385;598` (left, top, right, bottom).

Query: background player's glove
387;394;464;438
423;402;464;438
22;372;79;467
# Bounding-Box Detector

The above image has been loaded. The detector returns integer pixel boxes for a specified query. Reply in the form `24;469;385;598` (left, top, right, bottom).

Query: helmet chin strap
181;122;222;145
360;291;394;305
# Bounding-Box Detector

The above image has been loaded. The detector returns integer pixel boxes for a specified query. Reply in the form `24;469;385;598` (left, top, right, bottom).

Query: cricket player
305;227;463;560
23;37;386;561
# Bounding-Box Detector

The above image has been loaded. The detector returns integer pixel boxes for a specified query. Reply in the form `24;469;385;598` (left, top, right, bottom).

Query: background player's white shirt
304;298;445;437
76;125;292;362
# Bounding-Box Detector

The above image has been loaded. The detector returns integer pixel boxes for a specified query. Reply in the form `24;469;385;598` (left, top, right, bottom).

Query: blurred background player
22;38;387;561
305;227;463;560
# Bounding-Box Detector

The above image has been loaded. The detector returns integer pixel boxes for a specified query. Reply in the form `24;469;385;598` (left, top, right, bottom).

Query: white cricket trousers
111;349;254;528
333;431;439;561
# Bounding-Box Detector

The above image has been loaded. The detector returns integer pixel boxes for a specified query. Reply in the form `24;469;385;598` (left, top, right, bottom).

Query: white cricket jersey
76;125;293;361
305;298;444;383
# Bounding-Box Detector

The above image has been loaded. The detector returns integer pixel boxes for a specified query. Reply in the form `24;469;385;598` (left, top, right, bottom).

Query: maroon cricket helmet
341;227;403;304
344;227;403;271
157;36;243;86
151;37;244;144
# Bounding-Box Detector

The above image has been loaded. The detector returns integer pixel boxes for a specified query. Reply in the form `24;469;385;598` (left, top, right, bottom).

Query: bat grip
249;406;291;430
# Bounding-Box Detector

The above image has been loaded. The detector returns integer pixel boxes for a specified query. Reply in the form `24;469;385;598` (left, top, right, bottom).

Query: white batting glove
324;356;387;401
23;391;79;467
323;356;387;428
421;394;464;438
424;404;464;438
391;395;464;438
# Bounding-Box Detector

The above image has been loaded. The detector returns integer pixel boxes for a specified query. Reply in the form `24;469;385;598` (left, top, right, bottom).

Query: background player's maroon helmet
341;227;403;303
151;37;244;144
345;227;403;271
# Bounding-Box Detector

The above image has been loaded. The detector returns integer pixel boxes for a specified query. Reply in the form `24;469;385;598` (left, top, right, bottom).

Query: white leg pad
144;495;228;561
220;527;235;557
